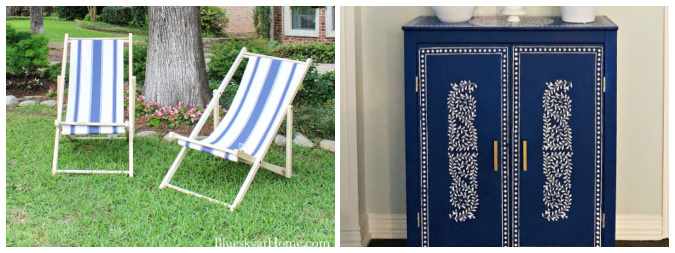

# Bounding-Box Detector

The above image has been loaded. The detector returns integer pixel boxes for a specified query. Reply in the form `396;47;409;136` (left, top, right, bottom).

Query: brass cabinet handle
523;140;528;171
494;140;498;171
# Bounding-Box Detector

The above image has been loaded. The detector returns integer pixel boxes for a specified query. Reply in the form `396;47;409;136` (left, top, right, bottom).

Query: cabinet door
418;46;510;246
513;45;604;246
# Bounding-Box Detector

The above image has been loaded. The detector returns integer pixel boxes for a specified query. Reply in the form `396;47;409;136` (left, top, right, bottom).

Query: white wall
342;6;666;244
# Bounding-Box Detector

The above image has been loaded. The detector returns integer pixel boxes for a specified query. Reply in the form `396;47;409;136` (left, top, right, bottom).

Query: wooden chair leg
285;105;293;178
129;131;134;177
213;89;220;129
160;146;190;189
52;128;61;175
229;161;262;212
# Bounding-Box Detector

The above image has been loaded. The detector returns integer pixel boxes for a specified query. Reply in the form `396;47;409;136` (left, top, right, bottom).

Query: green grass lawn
6;20;147;42
6;105;335;246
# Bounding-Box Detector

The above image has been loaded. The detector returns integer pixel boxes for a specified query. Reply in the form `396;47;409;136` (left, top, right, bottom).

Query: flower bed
124;84;226;129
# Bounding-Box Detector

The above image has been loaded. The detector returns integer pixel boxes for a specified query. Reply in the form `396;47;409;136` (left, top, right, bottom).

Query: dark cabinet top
402;16;618;31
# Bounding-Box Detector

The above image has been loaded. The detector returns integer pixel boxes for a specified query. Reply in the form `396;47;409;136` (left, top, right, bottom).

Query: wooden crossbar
68;37;131;41
169;133;236;154
166;184;232;208
58;121;128;127
243;52;307;64
70;136;126;140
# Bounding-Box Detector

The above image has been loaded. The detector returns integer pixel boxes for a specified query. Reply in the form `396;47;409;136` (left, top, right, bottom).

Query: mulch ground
135;115;215;136
6;77;57;97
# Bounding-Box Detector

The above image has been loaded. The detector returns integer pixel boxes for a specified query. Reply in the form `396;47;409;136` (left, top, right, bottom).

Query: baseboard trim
616;214;664;241
340;229;364;247
362;213;407;245
359;213;666;243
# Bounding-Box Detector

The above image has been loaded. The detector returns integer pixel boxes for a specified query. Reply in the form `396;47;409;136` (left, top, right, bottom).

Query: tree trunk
145;6;210;107
30;6;44;34
87;6;97;22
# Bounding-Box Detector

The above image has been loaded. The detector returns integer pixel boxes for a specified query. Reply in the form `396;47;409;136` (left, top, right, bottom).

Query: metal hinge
417;212;420;228
602;213;606;228
416;76;419;92
603;77;606;92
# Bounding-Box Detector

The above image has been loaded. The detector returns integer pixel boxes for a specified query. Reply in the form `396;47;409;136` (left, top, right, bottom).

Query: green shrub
206;38;279;83
43;62;70;83
296;69;335;105
43;6;56;17
252;6;271;39
82;13;102;22
100;6;133;25
278;104;335;140
209;79;240;109
54;6;88;20
6;25;50;77
131;6;148;28
200;6;229;37
124;41;148;87
277;43;335;63
6;24;32;44
207;39;335;107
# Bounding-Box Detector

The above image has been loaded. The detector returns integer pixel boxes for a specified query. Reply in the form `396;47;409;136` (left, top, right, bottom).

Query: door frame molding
662;6;669;240
339;6;364;247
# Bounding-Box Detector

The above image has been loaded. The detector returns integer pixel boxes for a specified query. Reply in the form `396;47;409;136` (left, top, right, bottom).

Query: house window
326;6;335;38
284;6;319;37
292;7;315;30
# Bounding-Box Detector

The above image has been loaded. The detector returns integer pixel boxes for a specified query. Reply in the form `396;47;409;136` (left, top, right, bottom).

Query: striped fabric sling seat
177;55;305;162
62;39;126;135
52;34;136;177
159;48;312;211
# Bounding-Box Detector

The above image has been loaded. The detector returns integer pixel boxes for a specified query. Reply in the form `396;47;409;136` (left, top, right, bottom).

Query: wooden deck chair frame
158;48;312;211
52;33;136;177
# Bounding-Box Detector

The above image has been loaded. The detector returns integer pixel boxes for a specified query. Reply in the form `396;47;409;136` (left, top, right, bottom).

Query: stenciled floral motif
542;80;573;221
447;80;479;222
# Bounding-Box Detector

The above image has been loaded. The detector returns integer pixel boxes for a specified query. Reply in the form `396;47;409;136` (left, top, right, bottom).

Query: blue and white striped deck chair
52;34;136;177
159;48;312;211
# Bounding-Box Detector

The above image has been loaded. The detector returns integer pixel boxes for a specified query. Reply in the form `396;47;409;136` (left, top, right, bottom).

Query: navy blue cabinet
403;16;617;247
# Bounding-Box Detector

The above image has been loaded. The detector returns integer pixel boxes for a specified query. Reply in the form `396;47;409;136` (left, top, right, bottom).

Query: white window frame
325;6;335;38
284;6;319;37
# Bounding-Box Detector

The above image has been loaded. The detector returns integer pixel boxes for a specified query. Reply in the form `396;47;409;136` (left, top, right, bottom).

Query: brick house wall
222;6;255;38
273;6;335;45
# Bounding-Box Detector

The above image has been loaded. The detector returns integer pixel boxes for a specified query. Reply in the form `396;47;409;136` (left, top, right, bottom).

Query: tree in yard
30;6;44;34
144;6;210;107
87;6;97;22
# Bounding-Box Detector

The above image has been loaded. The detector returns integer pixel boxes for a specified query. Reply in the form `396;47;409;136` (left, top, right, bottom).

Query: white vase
432;6;477;23
503;6;527;23
561;6;596;23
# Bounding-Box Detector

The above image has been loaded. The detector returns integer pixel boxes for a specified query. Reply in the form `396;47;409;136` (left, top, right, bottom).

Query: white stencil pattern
448;81;479;222
542;80;573;221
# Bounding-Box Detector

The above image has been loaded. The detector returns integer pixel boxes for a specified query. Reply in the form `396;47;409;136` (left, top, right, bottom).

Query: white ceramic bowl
561;6;596;23
433;6;477;23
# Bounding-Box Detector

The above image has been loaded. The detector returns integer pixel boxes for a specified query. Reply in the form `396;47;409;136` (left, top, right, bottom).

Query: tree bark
87;6;97;22
30;6;44;34
145;6;210;107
